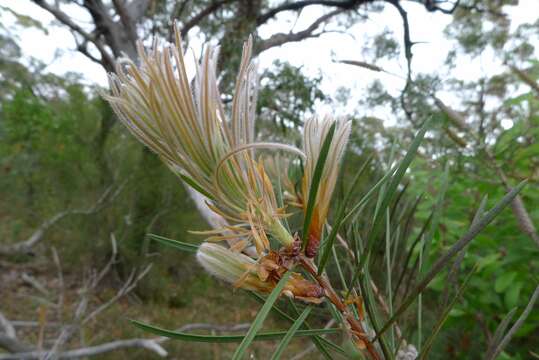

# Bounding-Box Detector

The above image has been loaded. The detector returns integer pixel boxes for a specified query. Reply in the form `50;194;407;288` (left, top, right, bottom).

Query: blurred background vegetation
0;0;538;359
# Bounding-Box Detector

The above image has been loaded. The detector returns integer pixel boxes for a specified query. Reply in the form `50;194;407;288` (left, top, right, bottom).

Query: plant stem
299;256;382;360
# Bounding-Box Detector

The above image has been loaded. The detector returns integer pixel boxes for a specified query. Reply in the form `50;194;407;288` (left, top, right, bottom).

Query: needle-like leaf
131;319;340;342
232;271;292;359
149;234;199;253
270;306;313;360
418;265;476;359
376;180;528;340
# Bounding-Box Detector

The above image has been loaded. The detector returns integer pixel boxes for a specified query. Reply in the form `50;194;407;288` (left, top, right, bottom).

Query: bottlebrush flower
103;23;294;252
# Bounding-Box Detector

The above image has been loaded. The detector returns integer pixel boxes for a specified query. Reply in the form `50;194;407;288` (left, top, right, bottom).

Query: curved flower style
302;116;351;257
103;23;293;252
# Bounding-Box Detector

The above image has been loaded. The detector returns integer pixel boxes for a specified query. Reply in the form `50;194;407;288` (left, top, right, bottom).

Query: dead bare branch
180;0;232;38
509;64;539;97
0;338;167;359
0;312;16;340
0;321;253;359
257;9;344;53
0;335;34;355
30;0;115;70
0;312;33;354
0;182;126;256
21;273;50;297
256;0;369;26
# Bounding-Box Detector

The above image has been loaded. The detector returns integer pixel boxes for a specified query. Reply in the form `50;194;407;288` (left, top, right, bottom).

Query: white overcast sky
1;0;538;125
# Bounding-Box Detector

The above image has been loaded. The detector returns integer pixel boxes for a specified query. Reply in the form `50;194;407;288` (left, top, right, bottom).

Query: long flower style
302;117;351;257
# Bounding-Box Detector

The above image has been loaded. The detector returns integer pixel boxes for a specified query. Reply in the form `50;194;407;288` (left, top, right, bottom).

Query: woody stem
299;256;382;360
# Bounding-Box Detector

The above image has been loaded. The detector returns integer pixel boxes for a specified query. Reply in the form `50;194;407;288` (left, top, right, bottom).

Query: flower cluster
104;23;350;304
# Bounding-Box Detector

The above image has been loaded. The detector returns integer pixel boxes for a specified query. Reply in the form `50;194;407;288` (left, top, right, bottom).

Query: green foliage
258;60;325;130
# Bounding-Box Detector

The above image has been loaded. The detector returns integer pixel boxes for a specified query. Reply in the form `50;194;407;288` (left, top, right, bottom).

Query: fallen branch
0;338;167;359
0;312;33;354
0;322;251;359
0;182;126;256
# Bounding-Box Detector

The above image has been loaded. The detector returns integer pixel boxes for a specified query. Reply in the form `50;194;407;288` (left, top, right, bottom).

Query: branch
0;322;250;359
256;0;367;26
0;338;167;359
125;0;152;22
180;0;231;38
74;38;102;65
257;9;344;53
30;0;115;70
386;0;413;81
0;312;33;354
0;313;16;340
0;336;34;355
21;273;50;297
82;265;152;327
0;183;126;256
112;0;138;45
509;64;539;97
423;0;460;14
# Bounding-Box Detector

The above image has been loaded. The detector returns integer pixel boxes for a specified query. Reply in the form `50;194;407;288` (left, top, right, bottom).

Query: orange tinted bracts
305;214;322;258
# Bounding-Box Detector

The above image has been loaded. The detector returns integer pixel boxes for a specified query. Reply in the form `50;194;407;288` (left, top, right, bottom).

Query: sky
1;0;537;126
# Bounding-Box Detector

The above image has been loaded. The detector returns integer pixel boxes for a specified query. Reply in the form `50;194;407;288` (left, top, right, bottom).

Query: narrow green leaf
349;119;430;292
149;234;199;253
302;122;336;250
232;271;292;359
485;308;517;359
418;265;476;359
131;319;339;342
179;174;215;200
375;180;527;340
270;306;313;360
487;284;539;360
318;157;372;274
285;297;345;358
358;272;393;359
393;210;432;302
342;163;397;224
385;208;395;352
421;162;450;272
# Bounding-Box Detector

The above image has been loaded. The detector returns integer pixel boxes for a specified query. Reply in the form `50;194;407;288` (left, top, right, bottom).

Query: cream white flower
302;116;351;257
103;23;293;252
